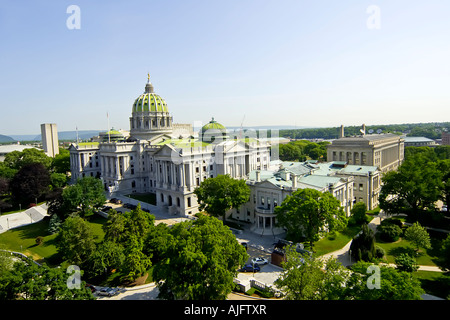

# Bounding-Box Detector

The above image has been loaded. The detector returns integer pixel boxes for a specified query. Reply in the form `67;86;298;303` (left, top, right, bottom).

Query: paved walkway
320;214;444;272
0;204;49;234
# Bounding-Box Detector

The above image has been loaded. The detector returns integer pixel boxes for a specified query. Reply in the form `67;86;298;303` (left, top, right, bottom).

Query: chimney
256;170;261;182
292;174;297;188
339;125;344;138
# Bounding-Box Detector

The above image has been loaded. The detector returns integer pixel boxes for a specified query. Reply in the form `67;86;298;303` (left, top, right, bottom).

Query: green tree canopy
404;222;431;252
9;162;51;205
61;176;106;218
194;174;250;221
274;247;351;300
0;258;94;300
55;215;97;267
379;153;442;218
152;216;248;300
274;188;347;249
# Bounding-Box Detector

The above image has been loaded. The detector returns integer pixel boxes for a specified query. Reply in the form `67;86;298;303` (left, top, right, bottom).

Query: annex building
327;125;404;173
230;160;381;235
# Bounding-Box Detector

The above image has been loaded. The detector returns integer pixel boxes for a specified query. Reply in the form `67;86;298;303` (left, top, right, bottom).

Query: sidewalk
0;204;49;234
320;214;444;272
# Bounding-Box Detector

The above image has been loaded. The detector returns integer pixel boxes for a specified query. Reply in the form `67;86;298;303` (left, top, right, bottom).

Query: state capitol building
69;76;271;217
69;76;404;235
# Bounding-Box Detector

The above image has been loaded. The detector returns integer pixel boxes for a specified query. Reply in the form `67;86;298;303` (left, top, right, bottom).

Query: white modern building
41;123;59;157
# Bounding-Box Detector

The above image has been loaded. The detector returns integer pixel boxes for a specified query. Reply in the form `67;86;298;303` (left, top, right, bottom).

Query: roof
132;77;168;113
0;144;39;155
330;133;402;145
403;136;435;143
133;93;168;113
201;117;226;132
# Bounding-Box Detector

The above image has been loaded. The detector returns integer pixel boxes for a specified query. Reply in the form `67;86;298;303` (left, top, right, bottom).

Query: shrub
35;236;44;246
395;253;419;272
375;246;385;259
350;224;376;262
380;218;403;228
377;224;403;242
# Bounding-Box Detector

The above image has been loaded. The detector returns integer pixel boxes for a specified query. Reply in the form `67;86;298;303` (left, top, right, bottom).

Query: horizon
1;1;450;135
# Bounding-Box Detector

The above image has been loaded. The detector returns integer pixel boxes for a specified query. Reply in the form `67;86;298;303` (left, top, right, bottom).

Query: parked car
97;287;120;297
239;263;261;273
240;242;248;251
85;284;97;293
123;203;137;210
109;198;122;204
101;206;112;212
251;257;268;265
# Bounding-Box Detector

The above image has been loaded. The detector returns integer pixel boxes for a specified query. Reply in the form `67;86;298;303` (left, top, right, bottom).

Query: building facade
327;127;404;173
442;131;450;146
69;77;271;216
230;160;381;235
41;123;59;157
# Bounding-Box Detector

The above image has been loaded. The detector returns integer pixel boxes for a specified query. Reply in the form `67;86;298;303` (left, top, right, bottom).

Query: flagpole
107;112;111;143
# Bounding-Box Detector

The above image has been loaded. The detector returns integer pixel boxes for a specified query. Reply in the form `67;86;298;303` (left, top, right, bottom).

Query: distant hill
9;130;101;141
0;134;15;143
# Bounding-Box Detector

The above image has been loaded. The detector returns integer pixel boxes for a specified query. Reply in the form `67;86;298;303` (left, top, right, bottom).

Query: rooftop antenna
239;114;245;139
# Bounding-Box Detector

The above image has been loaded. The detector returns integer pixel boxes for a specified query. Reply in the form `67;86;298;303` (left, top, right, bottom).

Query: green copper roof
201;117;226;133
133;93;168;113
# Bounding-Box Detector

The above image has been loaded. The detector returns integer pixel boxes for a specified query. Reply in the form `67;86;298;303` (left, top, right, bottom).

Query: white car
251;257;268;265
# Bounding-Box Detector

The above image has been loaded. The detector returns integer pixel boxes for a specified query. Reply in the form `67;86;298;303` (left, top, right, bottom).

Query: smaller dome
201;117;227;143
201;117;226;133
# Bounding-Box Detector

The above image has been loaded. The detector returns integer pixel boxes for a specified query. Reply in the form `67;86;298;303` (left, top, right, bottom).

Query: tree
404;222;431;253
194;174;250;221
379;153;442;218
3;148;52;173
121;234;151;282
274;188;347;249
152;216;248;300
349;224;376;262
349;201;368;225
395;253;419;272
61;176;106;217
349;261;424;300
101;204;155;281
85;241;125;279
274;247;351;300
0;258;95;300
437;233;450;271
9;163;51;205
55;215;96;267
52;148;71;174
438;159;450;210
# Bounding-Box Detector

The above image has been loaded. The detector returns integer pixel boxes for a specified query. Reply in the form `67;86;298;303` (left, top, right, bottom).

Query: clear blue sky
1;0;449;135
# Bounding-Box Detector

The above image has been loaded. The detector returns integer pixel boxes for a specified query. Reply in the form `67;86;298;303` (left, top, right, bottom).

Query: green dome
132;93;168;113
132;76;168;113
201;117;226;133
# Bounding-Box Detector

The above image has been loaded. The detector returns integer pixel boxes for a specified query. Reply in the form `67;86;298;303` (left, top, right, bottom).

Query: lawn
310;225;361;256
126;193;157;205
413;270;450;299
0;214;107;266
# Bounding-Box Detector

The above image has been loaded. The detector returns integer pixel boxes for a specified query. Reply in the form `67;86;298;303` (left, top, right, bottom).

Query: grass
309;225;361;256
413;271;450;299
126;193;157;206
0;214;107;266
